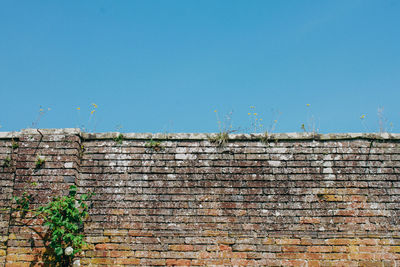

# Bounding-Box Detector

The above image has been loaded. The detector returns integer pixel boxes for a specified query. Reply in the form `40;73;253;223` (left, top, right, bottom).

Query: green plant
35;156;46;168
32;106;51;128
76;103;99;133
377;106;393;133
3;156;11;167
78;144;85;159
260;131;270;145
13;192;33;216
208;131;229;147
301;104;319;133
360;114;369;132
114;133;124;144
260;131;279;146
11;139;19;149
145;139;163;151
210;109;236;146
13;185;94;266
359;107;394;133
247;106;266;133
214;109;235;132
39;185;93;264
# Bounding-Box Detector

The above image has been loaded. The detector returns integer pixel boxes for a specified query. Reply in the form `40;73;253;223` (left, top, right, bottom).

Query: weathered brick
166;259;191;266
275;239;301;245
115;258;141;265
307;246;332;253
169;245;194;252
2;131;400;266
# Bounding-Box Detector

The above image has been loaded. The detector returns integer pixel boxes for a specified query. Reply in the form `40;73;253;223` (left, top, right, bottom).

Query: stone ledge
1;129;400;141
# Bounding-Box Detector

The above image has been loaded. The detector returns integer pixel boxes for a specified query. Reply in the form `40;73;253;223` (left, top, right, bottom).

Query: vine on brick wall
13;185;94;266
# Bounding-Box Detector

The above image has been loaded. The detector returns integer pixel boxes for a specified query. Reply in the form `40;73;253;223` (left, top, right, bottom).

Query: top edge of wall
1;128;400;141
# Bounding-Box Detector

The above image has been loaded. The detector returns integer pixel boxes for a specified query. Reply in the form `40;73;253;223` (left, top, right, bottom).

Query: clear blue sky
1;0;399;133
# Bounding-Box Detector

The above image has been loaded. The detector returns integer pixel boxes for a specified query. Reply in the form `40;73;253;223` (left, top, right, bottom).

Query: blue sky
1;0;399;133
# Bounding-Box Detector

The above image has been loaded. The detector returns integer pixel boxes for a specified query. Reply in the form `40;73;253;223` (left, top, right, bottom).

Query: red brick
275;239;301;245
219;244;232;251
95;243;120;250
169;245;194;251
282;259;307;266
308;260;320;267
283;246;307;252
300;217;320;224
115;258;141;265
307;246;332;253
166;259;191;266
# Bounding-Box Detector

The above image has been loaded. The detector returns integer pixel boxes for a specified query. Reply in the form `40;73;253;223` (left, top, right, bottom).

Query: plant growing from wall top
301;103;319;134
13;185;94;266
76;103;99;133
113;133;124;144
209;109;236;147
208;132;230;147
145;139;163;151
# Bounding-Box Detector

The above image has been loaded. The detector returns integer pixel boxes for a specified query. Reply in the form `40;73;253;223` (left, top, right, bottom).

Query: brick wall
1;129;400;266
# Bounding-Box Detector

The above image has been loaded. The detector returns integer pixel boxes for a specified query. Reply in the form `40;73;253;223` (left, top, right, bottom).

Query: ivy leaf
69;185;77;197
55;247;63;256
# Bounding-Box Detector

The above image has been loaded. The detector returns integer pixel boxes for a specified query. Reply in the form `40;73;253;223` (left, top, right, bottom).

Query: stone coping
0;128;400;141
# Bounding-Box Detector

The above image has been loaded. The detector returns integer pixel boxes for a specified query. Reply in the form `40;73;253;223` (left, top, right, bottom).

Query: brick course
0;130;400;266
